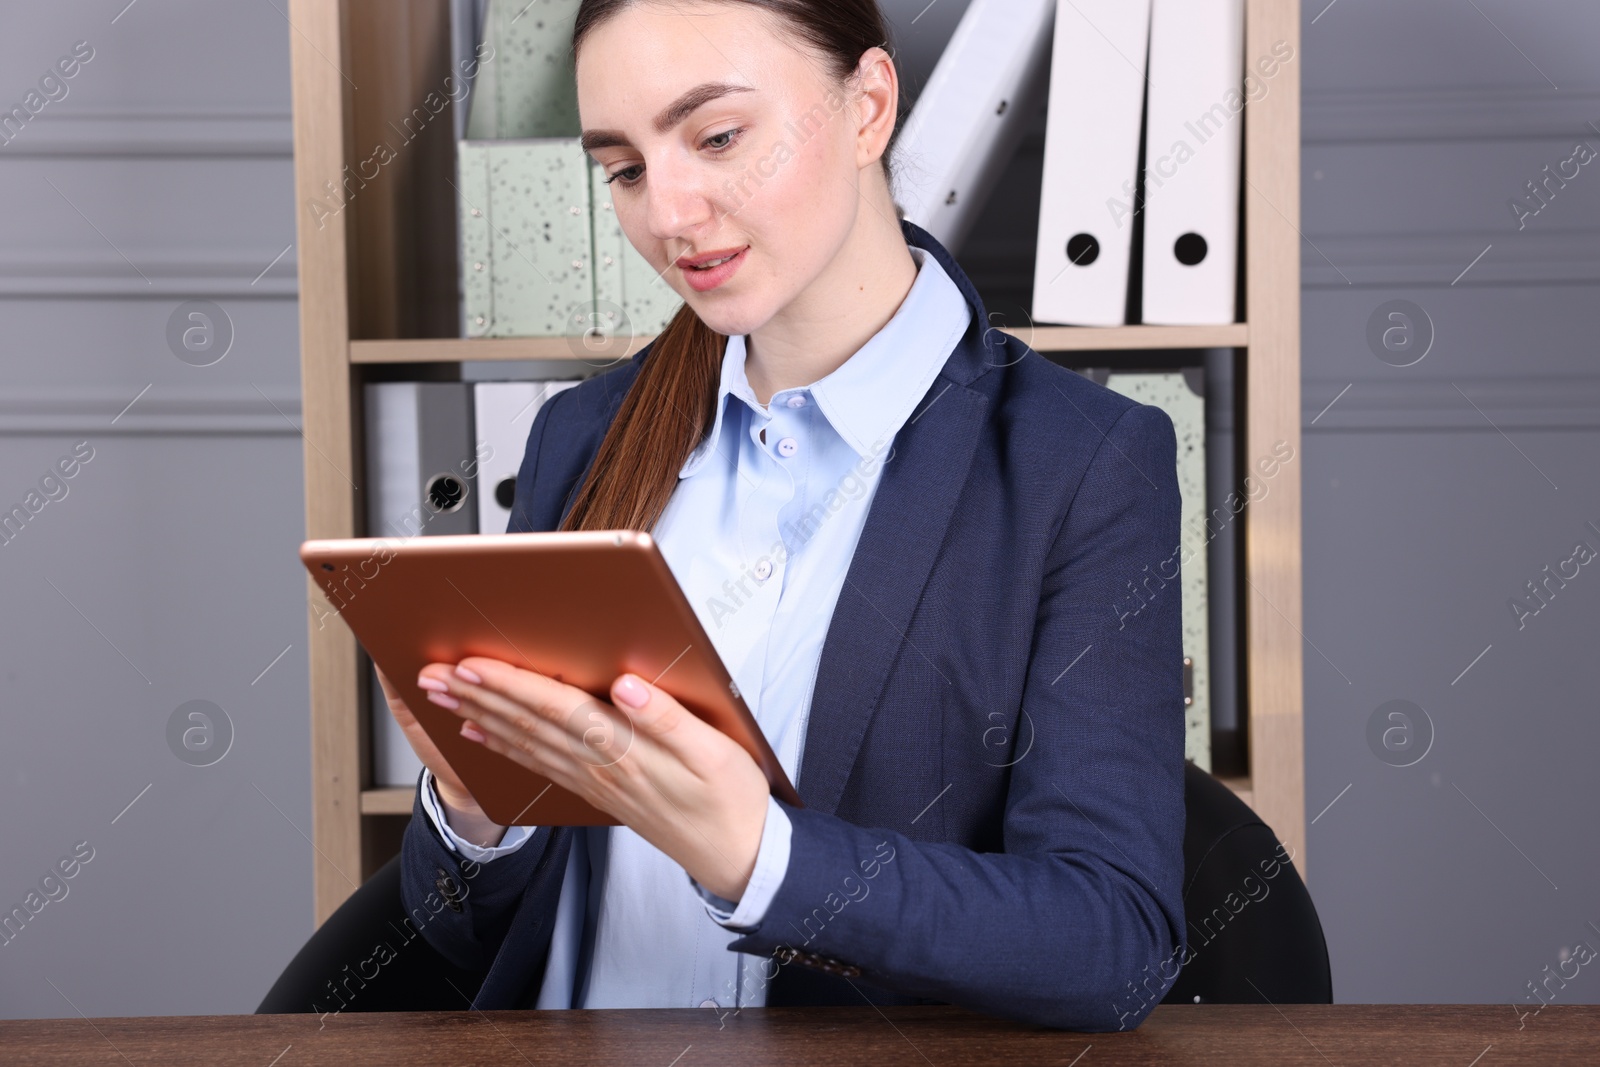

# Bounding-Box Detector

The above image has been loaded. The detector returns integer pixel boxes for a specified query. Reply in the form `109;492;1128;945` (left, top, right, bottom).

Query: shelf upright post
289;0;366;924
1242;0;1306;878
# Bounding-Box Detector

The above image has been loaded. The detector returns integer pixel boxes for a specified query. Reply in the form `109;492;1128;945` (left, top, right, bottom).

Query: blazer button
771;944;860;977
807;952;860;978
435;872;464;912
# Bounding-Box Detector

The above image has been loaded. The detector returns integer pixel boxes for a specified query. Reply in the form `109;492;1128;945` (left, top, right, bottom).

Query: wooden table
3;1005;1596;1065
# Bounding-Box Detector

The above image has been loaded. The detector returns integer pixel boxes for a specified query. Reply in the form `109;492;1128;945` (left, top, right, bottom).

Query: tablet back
300;530;799;826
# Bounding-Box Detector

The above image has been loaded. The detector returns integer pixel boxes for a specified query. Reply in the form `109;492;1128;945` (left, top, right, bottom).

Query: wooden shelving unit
347;324;1251;364
290;0;1303;924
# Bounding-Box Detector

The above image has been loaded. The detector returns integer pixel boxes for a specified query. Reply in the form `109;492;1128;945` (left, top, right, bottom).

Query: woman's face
576;1;875;338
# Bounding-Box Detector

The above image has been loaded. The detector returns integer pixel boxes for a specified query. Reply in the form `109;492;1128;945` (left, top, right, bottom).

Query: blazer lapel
796;370;988;816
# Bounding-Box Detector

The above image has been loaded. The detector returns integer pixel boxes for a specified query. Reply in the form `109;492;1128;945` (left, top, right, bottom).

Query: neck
741;185;918;407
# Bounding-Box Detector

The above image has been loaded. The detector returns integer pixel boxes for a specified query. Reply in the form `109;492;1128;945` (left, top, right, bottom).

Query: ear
851;45;899;173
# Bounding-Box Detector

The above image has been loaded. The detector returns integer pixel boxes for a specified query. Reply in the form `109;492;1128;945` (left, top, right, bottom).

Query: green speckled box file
458;0;681;339
466;0;582;140
458;139;593;337
458;139;493;332
1103;370;1211;770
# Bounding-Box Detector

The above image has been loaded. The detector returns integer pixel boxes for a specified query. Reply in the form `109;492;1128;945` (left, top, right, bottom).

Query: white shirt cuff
693;794;791;931
418;768;535;861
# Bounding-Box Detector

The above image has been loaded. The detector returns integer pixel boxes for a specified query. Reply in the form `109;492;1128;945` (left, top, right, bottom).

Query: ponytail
559;303;725;532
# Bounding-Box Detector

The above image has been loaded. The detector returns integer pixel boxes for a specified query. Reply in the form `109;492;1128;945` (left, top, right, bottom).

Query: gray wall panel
1303;428;1600;1003
1298;0;1600;1008
1;0;305;1019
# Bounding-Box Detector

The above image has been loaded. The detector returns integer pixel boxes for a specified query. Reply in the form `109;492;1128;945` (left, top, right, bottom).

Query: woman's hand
374;664;508;845
415;657;771;903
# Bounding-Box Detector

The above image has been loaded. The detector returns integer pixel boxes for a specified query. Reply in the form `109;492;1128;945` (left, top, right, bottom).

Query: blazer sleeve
395;387;575;971
725;402;1189;1031
397;771;564;972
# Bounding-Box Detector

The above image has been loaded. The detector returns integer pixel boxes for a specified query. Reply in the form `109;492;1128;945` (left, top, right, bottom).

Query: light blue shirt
419;242;971;1009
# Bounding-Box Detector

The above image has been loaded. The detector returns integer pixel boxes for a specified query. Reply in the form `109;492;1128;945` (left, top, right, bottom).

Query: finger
451;657;586;727
610;673;697;742
449;659;649;772
466;711;559;776
433;666;637;790
609;675;766;796
450;691;642;822
417;659;566;736
444;687;571;766
414;662;571;765
444;691;582;792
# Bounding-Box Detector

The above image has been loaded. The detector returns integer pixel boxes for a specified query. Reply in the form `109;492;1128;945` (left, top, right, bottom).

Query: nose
641;149;720;252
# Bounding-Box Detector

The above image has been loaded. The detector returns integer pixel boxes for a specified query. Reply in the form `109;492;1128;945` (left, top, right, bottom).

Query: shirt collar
679;244;972;477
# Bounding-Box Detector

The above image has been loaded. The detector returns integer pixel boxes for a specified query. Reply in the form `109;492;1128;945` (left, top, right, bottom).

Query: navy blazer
400;218;1188;1031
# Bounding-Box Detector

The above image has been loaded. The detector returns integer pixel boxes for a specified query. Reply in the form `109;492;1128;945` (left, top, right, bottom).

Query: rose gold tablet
299;530;802;826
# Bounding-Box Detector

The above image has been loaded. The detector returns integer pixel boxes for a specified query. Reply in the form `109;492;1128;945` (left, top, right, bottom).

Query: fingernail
614;673;650;708
454;663;483;684
417;675;448;692
460;721;487;743
426;690;460;710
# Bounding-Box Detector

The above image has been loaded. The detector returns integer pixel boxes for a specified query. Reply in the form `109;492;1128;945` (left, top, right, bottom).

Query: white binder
473;380;580;536
450;0;490;336
893;0;1055;257
1140;0;1244;324
1032;0;1152;326
364;381;479;787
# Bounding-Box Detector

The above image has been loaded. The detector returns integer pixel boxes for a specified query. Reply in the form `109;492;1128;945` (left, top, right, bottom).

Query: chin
681;294;775;339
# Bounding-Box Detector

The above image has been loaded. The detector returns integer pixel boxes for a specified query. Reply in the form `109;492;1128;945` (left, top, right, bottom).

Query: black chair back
256;854;485;1015
1162;761;1334;1005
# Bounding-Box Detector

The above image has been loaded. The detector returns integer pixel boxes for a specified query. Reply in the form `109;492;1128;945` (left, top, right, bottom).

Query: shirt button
754;559;773;581
786;394;807;408
776;437;798;457
699;998;719;1009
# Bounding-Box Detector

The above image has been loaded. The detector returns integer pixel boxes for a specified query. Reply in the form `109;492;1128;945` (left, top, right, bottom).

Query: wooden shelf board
360;787;415;816
1015;324;1248;351
349;324;1248;365
350;336;650;364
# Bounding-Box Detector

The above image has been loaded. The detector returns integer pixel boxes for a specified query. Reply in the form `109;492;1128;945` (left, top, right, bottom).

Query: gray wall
0;0;306;1018
1;0;1595;1020
1296;0;1600;1008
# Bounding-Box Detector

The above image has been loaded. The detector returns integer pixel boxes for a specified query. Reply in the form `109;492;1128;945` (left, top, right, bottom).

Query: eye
703;126;745;151
604;164;644;188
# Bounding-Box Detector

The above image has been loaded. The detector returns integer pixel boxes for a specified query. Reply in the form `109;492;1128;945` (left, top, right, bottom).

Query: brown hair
560;0;901;533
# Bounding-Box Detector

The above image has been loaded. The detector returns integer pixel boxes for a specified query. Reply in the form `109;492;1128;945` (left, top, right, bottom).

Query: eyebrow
580;81;755;153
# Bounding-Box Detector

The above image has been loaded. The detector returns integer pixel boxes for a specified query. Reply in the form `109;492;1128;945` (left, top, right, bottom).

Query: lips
676;244;749;293
676;245;748;270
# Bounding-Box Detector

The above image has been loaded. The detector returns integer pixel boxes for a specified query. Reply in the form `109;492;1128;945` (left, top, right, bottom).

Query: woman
379;0;1187;1031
